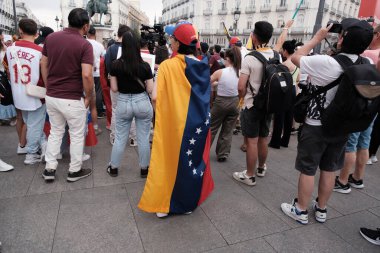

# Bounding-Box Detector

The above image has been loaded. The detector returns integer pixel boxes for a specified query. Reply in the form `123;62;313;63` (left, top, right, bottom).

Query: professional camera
140;24;167;54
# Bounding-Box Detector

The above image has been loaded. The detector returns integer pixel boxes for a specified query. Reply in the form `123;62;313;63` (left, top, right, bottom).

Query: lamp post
55;16;59;31
233;8;241;36
12;0;18;34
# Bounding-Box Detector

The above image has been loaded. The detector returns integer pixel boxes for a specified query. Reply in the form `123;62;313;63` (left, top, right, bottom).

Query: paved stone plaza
0;120;379;253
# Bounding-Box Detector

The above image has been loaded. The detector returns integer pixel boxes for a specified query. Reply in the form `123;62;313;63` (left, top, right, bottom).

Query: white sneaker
367;159;373;165
82;153;90;162
24;153;42;165
110;135;115;145
281;200;308;225
17;144;27;155
370;155;378;163
0;159;14;172
256;164;267;177
312;199;327;223
156;212;168;218
232;170;256;186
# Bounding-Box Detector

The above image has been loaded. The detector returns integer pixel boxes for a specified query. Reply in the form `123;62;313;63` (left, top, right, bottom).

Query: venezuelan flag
138;54;214;214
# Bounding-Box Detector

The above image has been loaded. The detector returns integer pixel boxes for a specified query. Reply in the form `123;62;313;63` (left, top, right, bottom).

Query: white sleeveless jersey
5;40;43;111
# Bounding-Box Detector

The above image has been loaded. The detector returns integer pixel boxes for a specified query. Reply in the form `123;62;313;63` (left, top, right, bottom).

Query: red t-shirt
42;28;93;100
209;53;222;75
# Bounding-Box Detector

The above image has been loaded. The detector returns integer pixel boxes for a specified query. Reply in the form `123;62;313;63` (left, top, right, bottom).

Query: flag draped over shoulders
138;54;214;214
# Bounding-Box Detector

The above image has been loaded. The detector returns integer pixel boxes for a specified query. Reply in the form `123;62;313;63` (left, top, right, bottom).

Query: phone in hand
327;22;342;33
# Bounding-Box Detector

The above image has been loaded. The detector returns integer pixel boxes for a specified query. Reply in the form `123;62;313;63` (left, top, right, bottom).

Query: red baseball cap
168;22;198;46
229;37;242;46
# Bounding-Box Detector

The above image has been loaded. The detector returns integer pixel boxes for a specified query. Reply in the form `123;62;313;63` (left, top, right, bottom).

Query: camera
140;24;167;54
327;21;343;34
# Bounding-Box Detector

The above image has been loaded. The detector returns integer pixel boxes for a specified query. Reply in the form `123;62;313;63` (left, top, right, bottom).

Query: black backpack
321;55;380;135
247;51;293;113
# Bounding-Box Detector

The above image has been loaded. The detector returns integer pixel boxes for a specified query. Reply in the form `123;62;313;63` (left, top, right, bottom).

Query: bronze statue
86;0;112;25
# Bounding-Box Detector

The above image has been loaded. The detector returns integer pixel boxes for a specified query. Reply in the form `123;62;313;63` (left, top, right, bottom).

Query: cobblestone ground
0;119;379;253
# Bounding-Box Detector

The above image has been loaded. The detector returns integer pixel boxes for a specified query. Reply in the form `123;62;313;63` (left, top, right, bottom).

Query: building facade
16;1;45;28
358;0;380;25
60;0;149;39
0;0;15;34
162;0;361;48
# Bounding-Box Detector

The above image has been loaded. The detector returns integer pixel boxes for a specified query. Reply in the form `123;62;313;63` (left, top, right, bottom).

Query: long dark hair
112;31;144;77
225;47;241;78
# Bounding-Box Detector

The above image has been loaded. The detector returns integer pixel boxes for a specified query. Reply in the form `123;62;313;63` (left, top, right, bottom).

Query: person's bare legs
297;173;314;210
258;136;268;167
353;149;369;180
245;137;258;177
338;152;356;184
16;109;26;147
317;170;336;209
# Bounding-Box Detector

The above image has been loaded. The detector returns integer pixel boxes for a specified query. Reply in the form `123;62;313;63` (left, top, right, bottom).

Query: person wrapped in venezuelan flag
138;22;214;218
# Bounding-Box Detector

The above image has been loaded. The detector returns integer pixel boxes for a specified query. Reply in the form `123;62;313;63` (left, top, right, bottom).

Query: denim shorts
345;120;375;152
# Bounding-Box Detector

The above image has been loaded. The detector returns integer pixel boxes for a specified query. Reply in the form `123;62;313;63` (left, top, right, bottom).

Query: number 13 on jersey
12;64;31;85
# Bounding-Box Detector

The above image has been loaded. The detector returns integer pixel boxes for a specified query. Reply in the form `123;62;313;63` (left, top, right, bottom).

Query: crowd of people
0;7;379;246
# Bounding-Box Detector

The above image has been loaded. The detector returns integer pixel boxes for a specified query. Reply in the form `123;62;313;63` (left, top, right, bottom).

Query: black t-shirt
110;61;153;94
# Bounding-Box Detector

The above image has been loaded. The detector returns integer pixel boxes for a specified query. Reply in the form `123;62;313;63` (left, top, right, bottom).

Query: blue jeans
110;93;153;168
346;119;375;152
22;104;46;154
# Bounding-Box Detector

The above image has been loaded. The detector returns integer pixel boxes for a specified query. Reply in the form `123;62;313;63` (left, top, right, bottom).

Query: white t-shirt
240;48;274;109
300;53;361;126
6;41;43;111
217;67;239;97
88;39;104;77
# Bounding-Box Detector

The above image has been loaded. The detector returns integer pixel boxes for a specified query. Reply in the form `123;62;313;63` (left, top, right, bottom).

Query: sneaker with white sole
359;227;380;246
0;159;14;172
348;173;364;189
281;198;308;225
370;155;378;163
42;169;56;182
333;176;351;194
24;153;42;165
312;198;327;223
233;170;256;186
156;212;168;218
17;144;27;155
82;153;90;162
256;164;267;177
367;159;373;165
67;168;92;182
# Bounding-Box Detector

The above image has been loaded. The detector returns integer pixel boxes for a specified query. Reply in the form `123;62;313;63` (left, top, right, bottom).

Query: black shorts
295;124;348;176
241;106;271;138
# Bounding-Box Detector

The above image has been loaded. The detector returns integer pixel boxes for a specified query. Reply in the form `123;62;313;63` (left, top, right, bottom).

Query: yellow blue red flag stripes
138;55;214;214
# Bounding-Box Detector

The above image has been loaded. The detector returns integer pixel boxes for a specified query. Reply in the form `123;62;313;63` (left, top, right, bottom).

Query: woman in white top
269;39;300;149
210;47;241;161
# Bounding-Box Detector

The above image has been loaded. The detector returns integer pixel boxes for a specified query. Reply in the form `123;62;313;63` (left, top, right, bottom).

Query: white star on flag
208;112;211;118
193;168;197;175
196;128;202;134
189;138;196;145
189;160;192;167
205;119;209;126
186;149;193;156
200;171;204;177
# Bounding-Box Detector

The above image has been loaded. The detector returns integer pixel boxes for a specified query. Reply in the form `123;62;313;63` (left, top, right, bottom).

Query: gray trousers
210;96;239;158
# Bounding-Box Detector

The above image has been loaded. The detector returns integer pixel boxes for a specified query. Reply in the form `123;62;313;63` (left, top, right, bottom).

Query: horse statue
86;0;112;25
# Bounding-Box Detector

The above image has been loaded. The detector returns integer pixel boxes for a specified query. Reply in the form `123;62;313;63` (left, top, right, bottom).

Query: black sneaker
141;167;149;178
333;176;351;194
97;112;105;119
348;174;364;189
107;165;118;177
67;168;92;182
360;227;380;245
42;169;56;182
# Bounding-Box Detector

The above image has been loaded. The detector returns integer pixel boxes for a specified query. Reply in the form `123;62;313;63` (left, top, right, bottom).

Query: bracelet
283;27;289;30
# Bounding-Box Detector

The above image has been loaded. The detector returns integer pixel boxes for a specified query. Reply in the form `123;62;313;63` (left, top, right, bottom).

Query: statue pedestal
92;25;115;45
